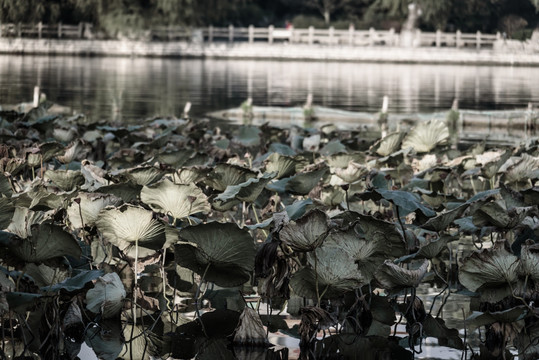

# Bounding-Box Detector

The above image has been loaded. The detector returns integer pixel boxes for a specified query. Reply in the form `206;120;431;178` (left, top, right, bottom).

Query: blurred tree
305;0;350;24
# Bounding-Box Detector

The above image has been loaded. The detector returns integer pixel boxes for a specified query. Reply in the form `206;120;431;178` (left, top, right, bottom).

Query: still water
1;55;539;123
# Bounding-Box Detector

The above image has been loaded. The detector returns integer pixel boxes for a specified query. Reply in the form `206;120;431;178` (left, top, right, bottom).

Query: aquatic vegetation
0;104;538;359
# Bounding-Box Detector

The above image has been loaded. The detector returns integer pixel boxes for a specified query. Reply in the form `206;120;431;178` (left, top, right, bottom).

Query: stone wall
1;38;539;66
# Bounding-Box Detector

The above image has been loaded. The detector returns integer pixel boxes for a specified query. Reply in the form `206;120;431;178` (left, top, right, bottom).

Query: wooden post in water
369;27;375;46
379;95;389;136
436;29;441;47
17;22;21;37
33;86;40;108
38;22;42;39
348;24;354;45
78;22;83;38
248;25;254;44
228;24;234;43
268;25;274;44
58;22;62;38
308;26;314;45
456;30;462;48
476;31;481;49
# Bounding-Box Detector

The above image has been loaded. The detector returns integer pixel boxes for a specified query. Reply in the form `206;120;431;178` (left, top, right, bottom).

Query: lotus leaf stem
251;203;268;238
461;308;467;360
194;263;211;337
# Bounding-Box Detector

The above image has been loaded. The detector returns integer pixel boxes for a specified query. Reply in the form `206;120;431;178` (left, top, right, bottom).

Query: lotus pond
0;104;538;360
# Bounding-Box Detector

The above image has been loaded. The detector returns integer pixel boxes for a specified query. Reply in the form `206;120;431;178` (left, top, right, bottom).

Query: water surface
1;56;538;123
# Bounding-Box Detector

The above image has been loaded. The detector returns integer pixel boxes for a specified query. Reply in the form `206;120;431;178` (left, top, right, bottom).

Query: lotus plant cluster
0;104;538;360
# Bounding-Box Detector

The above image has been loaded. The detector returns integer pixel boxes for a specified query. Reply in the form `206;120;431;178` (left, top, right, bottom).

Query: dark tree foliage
0;0;537;35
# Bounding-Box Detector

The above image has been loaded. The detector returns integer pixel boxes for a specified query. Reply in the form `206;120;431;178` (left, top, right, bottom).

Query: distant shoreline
1;38;539;66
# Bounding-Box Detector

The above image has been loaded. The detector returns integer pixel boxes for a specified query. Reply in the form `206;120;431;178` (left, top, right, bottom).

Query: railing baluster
228;24;234;43
268;25;274;44
348;24;354;45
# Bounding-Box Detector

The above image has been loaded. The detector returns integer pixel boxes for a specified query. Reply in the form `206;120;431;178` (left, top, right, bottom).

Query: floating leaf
175;222;255;287
141;178;210;220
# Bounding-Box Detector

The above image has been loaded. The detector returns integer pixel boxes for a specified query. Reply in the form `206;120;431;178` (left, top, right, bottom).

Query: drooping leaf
264;153;305;179
175;222;255;287
285;166;329;195
43;169;84;191
45;269;103;293
0;197;14;230
370;131;406;156
357;214;407;258
374;260;429;291
86;272;126;319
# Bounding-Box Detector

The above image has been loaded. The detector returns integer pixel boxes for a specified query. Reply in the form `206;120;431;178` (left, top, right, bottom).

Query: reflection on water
1;55;539;123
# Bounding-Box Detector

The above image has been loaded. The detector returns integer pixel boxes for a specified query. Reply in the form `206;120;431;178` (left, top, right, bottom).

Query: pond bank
1;38;539;66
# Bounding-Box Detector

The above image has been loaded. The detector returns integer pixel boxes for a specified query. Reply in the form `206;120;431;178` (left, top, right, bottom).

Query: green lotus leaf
416;189;459;209
96;205;173;251
9;223;82;262
334;161;368;183
98;182;142;203
466;305;529;330
38;141;65;162
24;263;68;288
56;139;85;164
416;234;455;259
422;315;464;350
318;185;346;206
477;150;511;180
422;203;469;232
7;207;52;238
268;142;296;156
17;185;76;211
235;125;261;147
155;149;194;168
86;272;126;319
377;189;436;219
204;163;257;192
357;214;407;258
0;173;12;197
6;292;42;314
285;166;329;195
265;153;306;179
515;319;539;360
141;178;210;220
233;307;269;346
0;158;25;176
320;140;346;156
472;201;533;229
0;197;14;230
502;154;539;185
174;166;209;185
175;222;255;287
279;209;329;252
45;269;103;292
290;246;364;300
401;119;449;153
43;169;85;191
324;226;387;283
85;319;123;360
326;152;366;168
370;131;406;156
184;152;211;167
374;259;429;290
67;192;122;230
214;172;275;207
521;187;539;206
458;243;519;293
519;243;539;281
285;199;314;220
112;165;165;186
